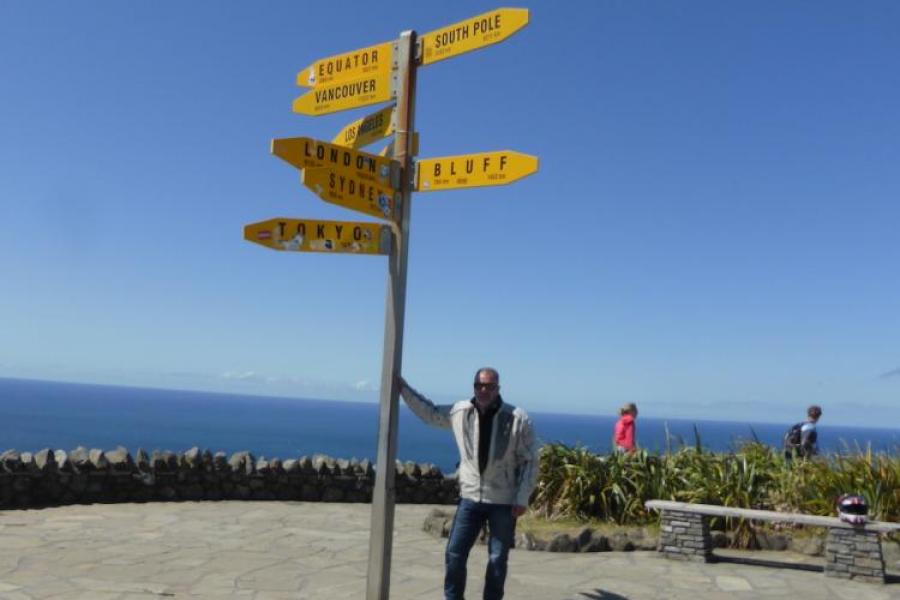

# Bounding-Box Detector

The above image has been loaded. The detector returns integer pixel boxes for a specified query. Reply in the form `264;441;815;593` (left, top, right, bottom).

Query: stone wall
825;526;886;583
657;509;713;562
0;447;459;509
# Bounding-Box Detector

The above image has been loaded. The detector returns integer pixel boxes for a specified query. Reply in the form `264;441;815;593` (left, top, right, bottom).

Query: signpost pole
366;29;417;600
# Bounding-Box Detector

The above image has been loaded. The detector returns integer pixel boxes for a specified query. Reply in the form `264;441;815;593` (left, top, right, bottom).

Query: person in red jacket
613;403;638;453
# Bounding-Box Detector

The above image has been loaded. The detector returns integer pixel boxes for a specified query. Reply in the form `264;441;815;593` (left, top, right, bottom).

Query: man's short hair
808;405;822;419
474;367;500;384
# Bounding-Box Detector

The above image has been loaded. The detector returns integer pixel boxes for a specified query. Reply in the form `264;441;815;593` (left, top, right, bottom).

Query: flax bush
531;442;900;527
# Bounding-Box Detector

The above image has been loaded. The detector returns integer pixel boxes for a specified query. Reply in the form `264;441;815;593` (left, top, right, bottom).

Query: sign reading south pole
271;136;398;187
419;8;529;65
415;150;538;191
302;168;400;221
244;218;392;255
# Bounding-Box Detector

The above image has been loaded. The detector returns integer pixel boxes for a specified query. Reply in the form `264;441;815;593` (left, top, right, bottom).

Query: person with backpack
783;405;823;460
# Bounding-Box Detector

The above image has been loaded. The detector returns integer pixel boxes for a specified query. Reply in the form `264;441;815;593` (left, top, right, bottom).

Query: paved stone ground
0;502;896;599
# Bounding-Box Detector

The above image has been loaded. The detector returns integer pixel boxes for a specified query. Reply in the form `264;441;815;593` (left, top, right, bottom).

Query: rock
711;530;729;548
758;532;789;551
358;459;373;476
1;449;21;472
213;452;228;470
135;448;150;470
582;534;611;552
575;527;593;550
89;449;108;470
228;452;255;475
423;508;454;538
34;448;57;471
313;455;334;475
53;449;69;470
106;446;133;470
608;532;635;552
69;447;91;469
790;535;824;556
181;447;201;468
403;461;421;478
282;459;299;473
548;533;578;552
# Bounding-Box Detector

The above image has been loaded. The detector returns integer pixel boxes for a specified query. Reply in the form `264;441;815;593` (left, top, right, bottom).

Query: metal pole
366;29;417;600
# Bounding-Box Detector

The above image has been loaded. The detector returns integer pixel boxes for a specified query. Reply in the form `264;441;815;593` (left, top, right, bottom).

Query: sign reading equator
415;150;538;191
244;218;392;255
419;8;529;65
271;136;398;188
296;41;394;88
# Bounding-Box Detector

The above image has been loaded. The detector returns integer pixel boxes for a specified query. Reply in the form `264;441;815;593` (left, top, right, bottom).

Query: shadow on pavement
570;591;630;600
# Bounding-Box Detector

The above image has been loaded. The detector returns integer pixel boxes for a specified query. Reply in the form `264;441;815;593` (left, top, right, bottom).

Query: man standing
784;405;823;460
398;368;538;600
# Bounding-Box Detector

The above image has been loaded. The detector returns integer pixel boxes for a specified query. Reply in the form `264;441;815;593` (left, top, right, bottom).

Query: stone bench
646;499;900;584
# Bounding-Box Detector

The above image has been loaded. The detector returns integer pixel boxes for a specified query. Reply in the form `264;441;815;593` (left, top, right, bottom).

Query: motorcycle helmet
836;494;868;525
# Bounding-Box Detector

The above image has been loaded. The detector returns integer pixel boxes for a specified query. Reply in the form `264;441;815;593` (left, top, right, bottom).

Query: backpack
783;422;803;450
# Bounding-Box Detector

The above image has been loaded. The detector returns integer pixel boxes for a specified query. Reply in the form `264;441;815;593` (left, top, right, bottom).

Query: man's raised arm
398;376;453;429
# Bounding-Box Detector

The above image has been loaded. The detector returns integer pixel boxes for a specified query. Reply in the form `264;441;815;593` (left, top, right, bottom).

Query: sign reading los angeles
333;105;396;149
271;136;398;188
302;167;400;221
244;218;391;255
415;150;538;191
419;8;529;66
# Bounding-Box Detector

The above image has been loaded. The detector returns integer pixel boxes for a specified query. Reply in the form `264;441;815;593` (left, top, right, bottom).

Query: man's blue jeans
444;498;515;600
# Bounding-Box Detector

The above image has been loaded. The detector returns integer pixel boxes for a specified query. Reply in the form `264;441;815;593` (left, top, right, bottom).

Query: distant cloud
879;367;900;380
354;379;378;392
221;370;264;382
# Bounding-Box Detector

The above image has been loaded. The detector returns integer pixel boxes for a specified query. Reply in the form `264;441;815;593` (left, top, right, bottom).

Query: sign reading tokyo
333;105;396;149
293;70;395;116
302;167;400;221
415;150;538;191
419;8;529;66
296;41;394;88
271;137;398;188
244;218;391;255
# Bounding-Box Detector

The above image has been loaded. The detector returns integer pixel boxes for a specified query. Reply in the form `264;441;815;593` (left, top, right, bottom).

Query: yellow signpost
302;168;400;221
244;218;391;255
271;136;398;188
415;150;538;191
332;105;396;149
419;7;529;65
246;9;536;600
292;70;395;116
296;41;394;88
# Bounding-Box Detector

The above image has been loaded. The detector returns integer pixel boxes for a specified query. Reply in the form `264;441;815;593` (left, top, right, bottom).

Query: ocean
1;377;897;473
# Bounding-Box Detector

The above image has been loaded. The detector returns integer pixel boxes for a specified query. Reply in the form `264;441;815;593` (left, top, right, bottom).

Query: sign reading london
419;8;529;66
271;137;398;187
302;167;399;221
415;150;538;191
296;41;394;88
244;218;391;255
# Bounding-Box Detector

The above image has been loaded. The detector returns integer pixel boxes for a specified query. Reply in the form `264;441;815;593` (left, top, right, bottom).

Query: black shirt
473;396;502;474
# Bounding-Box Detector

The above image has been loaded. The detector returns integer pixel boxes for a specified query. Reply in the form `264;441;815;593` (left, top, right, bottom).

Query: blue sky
1;1;898;427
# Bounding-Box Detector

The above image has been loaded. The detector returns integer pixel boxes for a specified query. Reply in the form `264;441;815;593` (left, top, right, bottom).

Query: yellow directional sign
378;132;420;158
292;70;395;116
415;150;538;192
419;8;529;66
296;41;394;88
333;105;395;149
271;137;397;188
303;168;400;221
244;218;391;255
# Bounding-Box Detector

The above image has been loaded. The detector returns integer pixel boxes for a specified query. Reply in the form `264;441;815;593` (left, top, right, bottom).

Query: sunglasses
474;382;498;391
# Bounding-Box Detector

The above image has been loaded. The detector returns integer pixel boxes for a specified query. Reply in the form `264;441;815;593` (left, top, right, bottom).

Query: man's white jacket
399;381;539;507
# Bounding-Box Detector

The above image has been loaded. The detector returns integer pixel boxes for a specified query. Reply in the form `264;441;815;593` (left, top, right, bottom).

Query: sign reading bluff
244;218;392;255
303;168;400;221
271;137;398;187
415;150;538;192
419;7;529;65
